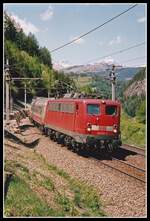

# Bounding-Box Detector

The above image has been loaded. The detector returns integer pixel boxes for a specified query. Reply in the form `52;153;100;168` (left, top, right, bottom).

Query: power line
121;55;146;64
127;63;145;67
50;4;138;53
85;41;145;64
5;42;146;76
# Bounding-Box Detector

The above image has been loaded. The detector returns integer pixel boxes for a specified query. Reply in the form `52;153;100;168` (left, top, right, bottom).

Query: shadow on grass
4;172;13;200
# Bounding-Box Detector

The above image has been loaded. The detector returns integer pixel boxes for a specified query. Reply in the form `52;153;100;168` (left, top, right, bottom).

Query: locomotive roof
47;98;120;105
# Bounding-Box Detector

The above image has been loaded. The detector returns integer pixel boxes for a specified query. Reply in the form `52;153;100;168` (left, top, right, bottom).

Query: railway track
92;156;146;183
121;144;145;157
5;114;146;183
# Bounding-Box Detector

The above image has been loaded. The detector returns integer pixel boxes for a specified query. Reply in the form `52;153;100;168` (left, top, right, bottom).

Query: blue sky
4;3;147;67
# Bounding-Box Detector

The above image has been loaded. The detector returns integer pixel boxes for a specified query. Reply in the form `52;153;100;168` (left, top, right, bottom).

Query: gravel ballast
5;118;147;217
35;136;146;217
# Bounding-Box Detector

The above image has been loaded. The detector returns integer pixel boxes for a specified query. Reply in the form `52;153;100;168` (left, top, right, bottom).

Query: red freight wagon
30;97;121;152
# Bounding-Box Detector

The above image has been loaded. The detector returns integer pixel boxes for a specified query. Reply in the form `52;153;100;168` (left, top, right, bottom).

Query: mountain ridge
53;61;143;81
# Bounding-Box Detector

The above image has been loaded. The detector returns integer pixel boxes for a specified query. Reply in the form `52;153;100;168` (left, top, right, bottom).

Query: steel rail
121;144;145;157
93;157;146;183
111;157;145;172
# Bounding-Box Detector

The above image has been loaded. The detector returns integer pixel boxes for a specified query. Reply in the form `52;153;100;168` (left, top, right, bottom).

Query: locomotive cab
83;100;121;151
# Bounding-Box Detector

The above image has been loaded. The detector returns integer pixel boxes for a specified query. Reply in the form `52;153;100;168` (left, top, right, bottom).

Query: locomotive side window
87;104;100;115
48;102;75;113
106;105;117;115
48;103;60;111
61;103;75;113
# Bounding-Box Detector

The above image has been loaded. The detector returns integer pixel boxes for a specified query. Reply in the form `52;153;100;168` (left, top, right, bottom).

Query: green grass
35;152;105;216
4;175;63;217
69;180;104;216
120;111;145;147
4;151;106;217
40;176;55;191
42;154;105;217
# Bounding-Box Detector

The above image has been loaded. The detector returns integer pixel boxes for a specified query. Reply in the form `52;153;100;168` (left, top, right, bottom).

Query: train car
29;97;52;131
43;98;122;152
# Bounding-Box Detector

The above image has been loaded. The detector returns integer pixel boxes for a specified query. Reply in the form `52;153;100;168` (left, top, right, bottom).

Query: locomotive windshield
106;105;117;115
87;104;100;115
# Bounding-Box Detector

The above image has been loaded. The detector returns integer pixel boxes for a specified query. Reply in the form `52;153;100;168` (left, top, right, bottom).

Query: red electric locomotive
30;97;122;152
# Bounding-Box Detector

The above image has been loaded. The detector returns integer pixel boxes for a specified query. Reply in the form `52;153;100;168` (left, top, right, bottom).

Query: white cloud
70;36;85;44
40;5;53;21
95;56;114;64
53;60;72;70
137;16;146;23
109;36;121;46
10;13;39;35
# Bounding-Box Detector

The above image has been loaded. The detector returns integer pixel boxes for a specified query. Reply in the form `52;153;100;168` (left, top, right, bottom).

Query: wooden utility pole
24;83;27;109
5;59;11;123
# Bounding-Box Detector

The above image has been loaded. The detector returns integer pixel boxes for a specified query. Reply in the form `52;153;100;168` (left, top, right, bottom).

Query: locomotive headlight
113;124;117;133
113;129;117;133
87;123;92;131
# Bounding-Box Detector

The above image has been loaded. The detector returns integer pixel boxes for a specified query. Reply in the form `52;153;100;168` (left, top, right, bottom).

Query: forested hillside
4;12;76;102
120;68;146;146
122;68;146;121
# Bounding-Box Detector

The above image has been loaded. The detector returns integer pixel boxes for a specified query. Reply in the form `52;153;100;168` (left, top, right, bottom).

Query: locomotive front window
87;104;100;115
106;105;117;115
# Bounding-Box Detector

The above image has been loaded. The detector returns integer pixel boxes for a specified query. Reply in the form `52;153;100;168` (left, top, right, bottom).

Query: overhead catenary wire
50;4;138;53
6;41;146;71
84;41;146;64
120;55;146;64
102;55;146;68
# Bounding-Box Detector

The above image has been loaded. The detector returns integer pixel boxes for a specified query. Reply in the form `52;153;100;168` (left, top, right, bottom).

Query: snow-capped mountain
53;60;143;81
53;60;72;71
54;60;122;74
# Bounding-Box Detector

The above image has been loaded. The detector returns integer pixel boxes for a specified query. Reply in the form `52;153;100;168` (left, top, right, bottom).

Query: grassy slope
4;150;105;217
120;110;145;147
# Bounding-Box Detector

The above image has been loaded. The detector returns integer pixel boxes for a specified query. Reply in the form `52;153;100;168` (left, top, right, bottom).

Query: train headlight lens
113;124;118;133
113;129;117;133
87;123;92;131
